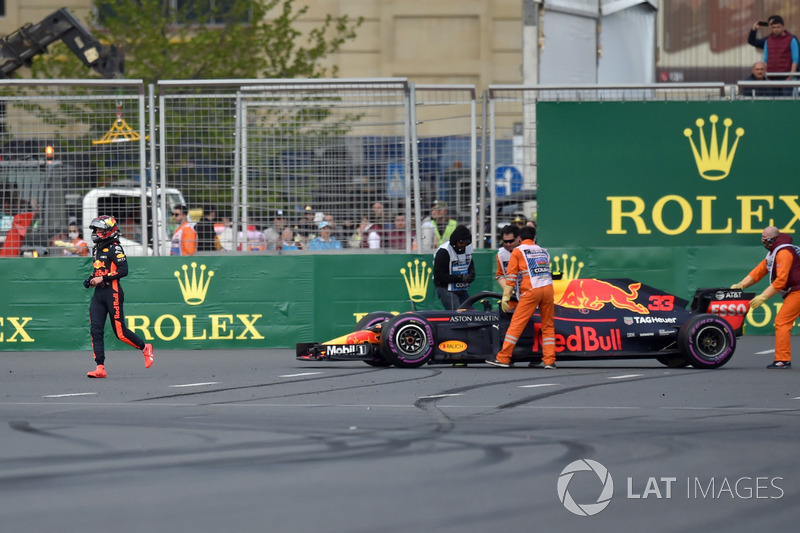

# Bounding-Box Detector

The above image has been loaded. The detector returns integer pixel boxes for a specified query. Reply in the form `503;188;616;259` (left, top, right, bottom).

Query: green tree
31;0;362;83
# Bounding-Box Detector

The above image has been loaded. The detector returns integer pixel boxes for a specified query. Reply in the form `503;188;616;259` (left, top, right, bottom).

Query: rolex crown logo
683;114;744;181
174;262;214;305
552;254;584;281
401;259;431;302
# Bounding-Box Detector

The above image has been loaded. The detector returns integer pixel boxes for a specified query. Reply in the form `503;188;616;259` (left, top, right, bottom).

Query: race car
296;278;755;369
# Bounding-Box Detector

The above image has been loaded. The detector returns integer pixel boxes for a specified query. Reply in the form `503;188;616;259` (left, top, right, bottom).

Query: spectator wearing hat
297;205;319;244
264;210;288;251
420;200;458;252
309;221;343;250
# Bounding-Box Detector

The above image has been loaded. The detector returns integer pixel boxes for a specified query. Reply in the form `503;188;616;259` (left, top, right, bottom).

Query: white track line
756;349;775;355
169;382;220;388
608;374;642;379
43;392;99;398
419;393;463;399
280;372;323;378
518;383;560;388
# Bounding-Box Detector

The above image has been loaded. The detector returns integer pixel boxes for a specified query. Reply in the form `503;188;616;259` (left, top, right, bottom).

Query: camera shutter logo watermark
557;459;614;516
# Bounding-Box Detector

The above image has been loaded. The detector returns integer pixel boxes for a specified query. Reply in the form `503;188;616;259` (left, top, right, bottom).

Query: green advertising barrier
0;246;782;353
0;252;499;351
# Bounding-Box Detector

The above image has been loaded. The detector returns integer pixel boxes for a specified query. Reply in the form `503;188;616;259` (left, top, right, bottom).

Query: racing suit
88;239;146;365
495;239;556;366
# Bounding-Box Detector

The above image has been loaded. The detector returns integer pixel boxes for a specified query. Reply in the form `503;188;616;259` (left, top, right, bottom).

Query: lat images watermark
557;460;785;517
557;459;614;516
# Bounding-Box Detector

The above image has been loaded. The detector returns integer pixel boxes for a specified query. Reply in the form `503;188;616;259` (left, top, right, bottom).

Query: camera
758;21;769;27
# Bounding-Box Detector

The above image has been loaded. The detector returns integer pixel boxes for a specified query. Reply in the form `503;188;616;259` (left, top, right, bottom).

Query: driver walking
84;215;154;378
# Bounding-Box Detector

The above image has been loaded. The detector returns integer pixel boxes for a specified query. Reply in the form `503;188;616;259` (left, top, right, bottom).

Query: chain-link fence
2;79;796;258
0;79;150;257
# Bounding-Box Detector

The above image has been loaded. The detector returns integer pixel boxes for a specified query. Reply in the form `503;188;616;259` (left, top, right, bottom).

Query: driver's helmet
89;215;120;244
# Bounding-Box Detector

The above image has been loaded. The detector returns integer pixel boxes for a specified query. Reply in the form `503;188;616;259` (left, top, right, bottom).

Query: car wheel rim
396;324;426;357
695;325;726;359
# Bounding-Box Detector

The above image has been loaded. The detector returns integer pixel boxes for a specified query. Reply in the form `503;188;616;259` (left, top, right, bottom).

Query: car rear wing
689;287;755;335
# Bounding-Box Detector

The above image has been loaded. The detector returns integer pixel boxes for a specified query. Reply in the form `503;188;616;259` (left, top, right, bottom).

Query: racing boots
143;344;154;368
87;364;107;378
767;361;791;369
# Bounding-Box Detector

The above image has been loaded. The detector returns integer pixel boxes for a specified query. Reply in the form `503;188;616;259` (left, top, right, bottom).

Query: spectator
279;226;302;251
760;15;798;93
170;204;197;256
297;205;319;243
420;200;457;251
217;214;234;251
308;221;342;250
386;213;411;249
743;61;780;97
264;210;288;251
486;225;557;369
371;201;392;229
54;221;89;257
239;224;266;251
324;214;347;244
432;225;475;310
195;204;218;252
363;218;382;249
748;17;775;50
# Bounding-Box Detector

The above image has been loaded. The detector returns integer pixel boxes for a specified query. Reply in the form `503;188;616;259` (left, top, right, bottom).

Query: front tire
380;313;434;368
677;314;736;369
355;312;393;367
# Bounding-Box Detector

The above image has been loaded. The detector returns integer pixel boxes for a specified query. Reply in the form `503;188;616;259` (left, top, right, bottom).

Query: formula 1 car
296;279;754;369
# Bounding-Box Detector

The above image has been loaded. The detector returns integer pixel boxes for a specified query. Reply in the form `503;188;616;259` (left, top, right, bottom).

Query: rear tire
355;312;393;367
677;314;736;369
380;313;434;368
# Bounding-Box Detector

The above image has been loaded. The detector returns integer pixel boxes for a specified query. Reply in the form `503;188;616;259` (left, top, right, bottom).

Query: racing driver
731;226;800;369
83;215;154;378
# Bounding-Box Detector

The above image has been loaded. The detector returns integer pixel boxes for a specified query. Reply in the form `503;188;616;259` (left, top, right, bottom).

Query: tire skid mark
133;367;441;403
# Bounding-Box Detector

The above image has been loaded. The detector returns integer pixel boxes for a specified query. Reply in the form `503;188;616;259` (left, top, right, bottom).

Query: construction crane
0;8;123;79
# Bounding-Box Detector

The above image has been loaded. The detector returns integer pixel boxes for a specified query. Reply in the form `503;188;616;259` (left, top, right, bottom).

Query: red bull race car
296;279;754;369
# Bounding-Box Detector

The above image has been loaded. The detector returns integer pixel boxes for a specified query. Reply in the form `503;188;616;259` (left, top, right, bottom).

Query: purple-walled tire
380;313;434;368
677;314;736;369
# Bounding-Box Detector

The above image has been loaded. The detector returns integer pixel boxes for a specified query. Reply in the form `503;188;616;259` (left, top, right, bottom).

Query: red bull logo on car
554;279;650;314
533;324;623;353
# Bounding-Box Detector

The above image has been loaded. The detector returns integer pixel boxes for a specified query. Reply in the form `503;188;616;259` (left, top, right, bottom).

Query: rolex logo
174;262;214;305
683;114;744;181
401;259;431;302
552;254;584;281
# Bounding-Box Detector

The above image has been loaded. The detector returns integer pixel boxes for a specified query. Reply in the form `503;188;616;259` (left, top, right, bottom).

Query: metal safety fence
1;79;796;257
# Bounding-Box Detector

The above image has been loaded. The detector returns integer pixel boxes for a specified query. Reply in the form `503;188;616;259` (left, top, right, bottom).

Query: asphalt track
1;336;798;533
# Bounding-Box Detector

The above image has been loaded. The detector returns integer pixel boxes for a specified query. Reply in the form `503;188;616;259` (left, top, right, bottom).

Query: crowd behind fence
1;79;798;258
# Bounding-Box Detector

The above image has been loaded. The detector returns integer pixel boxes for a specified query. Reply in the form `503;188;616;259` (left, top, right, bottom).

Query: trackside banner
0;249;779;352
537;101;800;247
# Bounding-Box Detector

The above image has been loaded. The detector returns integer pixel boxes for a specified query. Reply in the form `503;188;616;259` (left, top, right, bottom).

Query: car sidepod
355;311;394;367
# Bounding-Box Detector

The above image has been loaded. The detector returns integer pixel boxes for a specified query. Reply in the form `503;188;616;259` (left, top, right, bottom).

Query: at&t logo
557;459;614;516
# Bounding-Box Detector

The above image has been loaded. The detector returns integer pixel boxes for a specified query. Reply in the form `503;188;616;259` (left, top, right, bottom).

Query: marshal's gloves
750;286;779;309
730;283;744;290
501;284;514;313
463;271;476;284
83;278;92;289
749;294;768;309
